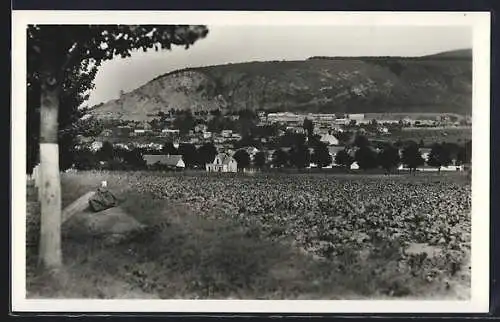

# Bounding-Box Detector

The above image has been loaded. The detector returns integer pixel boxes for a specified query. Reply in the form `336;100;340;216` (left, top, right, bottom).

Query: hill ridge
90;49;472;121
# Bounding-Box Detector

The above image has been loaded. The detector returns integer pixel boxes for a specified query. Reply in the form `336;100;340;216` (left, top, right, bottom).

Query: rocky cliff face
90;50;472;121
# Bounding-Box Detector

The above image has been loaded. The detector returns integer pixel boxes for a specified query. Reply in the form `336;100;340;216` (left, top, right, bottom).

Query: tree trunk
38;70;62;271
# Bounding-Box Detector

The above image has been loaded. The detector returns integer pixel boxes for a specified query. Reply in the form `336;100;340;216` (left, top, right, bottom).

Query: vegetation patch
27;171;470;299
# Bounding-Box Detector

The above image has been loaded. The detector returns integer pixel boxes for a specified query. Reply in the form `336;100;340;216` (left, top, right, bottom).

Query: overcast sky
86;25;472;106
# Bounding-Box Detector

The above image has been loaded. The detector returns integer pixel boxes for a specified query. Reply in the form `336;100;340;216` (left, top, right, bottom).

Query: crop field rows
152;173;471;298
28;171;471;299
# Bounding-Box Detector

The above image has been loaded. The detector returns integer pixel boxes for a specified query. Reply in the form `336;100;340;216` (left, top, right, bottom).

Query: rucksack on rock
88;187;118;212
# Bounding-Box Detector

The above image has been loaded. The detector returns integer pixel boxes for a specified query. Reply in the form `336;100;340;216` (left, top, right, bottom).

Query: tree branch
58;42;82;81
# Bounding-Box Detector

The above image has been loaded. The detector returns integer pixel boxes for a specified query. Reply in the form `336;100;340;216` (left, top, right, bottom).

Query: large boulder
63;207;147;245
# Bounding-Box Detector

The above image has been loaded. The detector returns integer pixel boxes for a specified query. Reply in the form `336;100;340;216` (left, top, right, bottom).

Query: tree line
28;24;209;271
71;136;471;173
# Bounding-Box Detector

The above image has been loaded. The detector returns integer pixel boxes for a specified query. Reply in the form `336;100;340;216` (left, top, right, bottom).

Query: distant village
73;110;472;173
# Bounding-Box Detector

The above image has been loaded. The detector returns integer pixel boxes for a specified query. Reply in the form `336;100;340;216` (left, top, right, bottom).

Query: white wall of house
176;159;186;168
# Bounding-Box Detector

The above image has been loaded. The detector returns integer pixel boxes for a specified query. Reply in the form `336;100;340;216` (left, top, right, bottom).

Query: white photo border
11;10;491;313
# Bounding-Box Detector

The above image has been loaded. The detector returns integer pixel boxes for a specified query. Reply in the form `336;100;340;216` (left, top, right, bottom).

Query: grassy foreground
26;171;470;300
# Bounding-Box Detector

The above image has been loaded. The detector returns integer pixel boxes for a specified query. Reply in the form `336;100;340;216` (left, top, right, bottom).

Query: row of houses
100;124;245;144
99;125;179;138
142;153;238;172
265;112;366;124
141;149;466;173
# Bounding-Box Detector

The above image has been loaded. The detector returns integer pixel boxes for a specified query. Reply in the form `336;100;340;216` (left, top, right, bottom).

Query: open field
385;127;471;145
364;113;469;121
26;171;471;299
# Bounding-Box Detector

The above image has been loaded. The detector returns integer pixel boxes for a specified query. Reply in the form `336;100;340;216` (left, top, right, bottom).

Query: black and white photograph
12;11;491;313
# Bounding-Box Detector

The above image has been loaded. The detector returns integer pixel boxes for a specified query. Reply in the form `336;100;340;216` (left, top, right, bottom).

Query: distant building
133;123;153;135
330;124;344;132
136;142;163;151
134;128;153;135
206;153;238;172
378;127;389;134
420;148;432;162
221;130;233;138
286;126;306;134
143;154;185;169
243;146;260;159
161;129;180;134
328;146;346;161
76;135;93;144
348;114;365;122
195;124;208;133
99;129;113;137
115;143;131;151
398;164;464;172
267;112;305;123
303;113;337;123
334;118;349;125
319;133;340;146
90;141;103;152
202;131;213;139
350;162;360;170
402;117;413;125
113;126;133;137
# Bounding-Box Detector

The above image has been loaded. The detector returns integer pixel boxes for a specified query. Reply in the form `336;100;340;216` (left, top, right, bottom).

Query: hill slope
90;49;472;121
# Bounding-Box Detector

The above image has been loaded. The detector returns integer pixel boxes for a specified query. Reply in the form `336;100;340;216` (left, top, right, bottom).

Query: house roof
214;153;236;165
320;134;339;144
243;146;259;153
143;154;184;166
328;146;346;154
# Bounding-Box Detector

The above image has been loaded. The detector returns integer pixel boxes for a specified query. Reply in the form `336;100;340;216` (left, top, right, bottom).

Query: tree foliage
427;143;453;169
401;142;425;172
456;140;472;165
272;149;289;168
123;148;146;169
28;24;209;270
289;145;311;169
28;25;208;72
335;149;354;168
302;118;314;140
178;143;198;168
278;133;306;148
162;142;179;155
233;149;251;170
311;143;332;168
355;146;379;170
173;110;196;135
378;144;401;173
27;60;98;173
97;141;114;162
207;115;236;133
197;143;218;166
72;148;98;170
253;151;267;169
354;134;370;148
